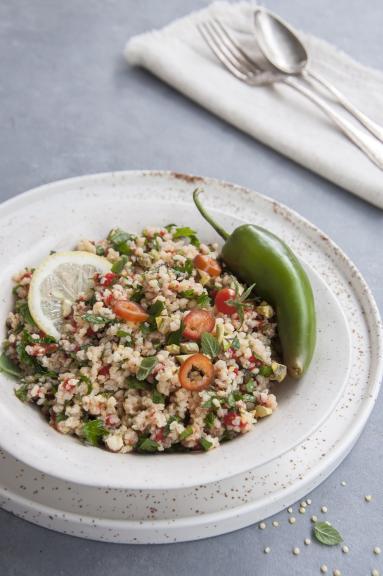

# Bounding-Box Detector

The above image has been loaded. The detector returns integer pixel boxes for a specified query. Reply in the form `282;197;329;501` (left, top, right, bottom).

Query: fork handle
284;76;383;170
303;70;383;143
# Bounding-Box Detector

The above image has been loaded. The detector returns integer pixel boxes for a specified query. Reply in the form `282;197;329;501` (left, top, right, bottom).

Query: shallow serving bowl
0;171;355;490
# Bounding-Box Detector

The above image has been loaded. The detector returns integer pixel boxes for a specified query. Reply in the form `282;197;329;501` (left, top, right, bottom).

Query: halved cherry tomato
112;300;149;324
193;254;221;277
215;288;237;315
178;353;214;391
183;309;215;341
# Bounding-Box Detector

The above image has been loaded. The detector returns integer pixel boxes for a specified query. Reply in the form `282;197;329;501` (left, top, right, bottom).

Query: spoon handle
304;70;383;143
283;77;383;170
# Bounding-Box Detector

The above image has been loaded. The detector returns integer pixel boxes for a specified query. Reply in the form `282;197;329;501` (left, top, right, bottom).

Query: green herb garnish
152;389;165;404
55;413;67;423
82;419;108;446
164;415;181;436
164;223;176;232
79;373;92;394
111;255;128;274
137;356;158;381
258;365;273;377
15;382;29;402
83;313;112;325
196;293;211;308
166;322;184;346
200;437;213;451
126;376;151;390
204;412;216;429
131;285;145;303
174;259;193;276
180;289;196;299
226;391;243;407
226;283;256;324
116;329;129;338
313;522;343;546
201;332;221;358
245;380;255;393
108;228;133;255
0;353;21;378
231;336;240;350
148;300;164;317
179;426;193;440
172;226;200;247
137;437;159;452
140;322;154;336
17;302;37;327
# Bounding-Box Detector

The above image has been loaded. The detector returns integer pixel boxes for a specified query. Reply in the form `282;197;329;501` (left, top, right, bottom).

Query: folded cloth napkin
125;1;383;209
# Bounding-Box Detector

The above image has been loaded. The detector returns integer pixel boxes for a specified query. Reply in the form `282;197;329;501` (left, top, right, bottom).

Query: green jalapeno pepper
193;189;316;378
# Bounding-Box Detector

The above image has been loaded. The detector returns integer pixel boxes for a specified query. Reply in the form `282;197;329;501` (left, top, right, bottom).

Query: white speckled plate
0;172;352;490
0;171;382;543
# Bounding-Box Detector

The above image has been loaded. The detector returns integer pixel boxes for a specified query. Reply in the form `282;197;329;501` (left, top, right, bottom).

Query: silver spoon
254;8;383;143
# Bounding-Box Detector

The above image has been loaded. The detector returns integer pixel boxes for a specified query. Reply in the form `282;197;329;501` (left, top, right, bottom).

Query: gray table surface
0;1;382;574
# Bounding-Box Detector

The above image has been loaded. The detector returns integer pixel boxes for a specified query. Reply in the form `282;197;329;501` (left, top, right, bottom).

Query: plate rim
0;170;381;491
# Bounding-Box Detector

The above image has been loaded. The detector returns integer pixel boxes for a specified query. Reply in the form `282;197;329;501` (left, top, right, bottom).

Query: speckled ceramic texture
0;172;353;490
0;171;381;543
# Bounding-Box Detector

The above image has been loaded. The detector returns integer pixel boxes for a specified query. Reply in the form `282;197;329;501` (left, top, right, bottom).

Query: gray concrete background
0;1;382;575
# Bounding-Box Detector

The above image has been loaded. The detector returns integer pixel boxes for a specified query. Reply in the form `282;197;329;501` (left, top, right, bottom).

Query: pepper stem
193;188;230;241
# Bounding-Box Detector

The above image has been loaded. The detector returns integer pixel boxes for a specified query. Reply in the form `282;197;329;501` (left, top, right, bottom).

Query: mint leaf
231;336;240;350
172;227;200;247
148;300;164;317
108;228;133;255
15;382;29;402
152;389;165;404
166;322;184;346
165;223;176;232
201;332;221;358
131;285;144;303
313;522;343;546
137;356;158;381
111;255;128;274
0;353;21;378
83;419;108;446
127;376;151;390
137;437;159;452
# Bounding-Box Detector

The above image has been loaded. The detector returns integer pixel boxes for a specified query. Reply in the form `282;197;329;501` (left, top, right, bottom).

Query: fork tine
205;20;256;77
198;22;250;80
212;19;259;73
206;20;255;75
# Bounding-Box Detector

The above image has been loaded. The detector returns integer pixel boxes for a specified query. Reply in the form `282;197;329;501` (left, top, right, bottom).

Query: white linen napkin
125;1;383;209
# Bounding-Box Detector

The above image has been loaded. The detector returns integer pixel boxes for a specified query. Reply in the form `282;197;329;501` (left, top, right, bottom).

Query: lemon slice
28;251;112;339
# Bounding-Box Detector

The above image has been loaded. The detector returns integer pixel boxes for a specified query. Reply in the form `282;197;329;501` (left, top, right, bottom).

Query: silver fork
198;19;383;170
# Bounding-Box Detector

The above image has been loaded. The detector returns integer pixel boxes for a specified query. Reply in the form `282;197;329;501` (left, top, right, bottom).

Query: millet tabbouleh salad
2;222;287;454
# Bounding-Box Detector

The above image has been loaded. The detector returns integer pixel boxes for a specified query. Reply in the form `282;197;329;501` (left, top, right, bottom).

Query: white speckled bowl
0;172;375;492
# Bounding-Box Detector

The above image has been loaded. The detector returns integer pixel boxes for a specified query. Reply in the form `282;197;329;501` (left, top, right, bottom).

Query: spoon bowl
254;9;308;74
